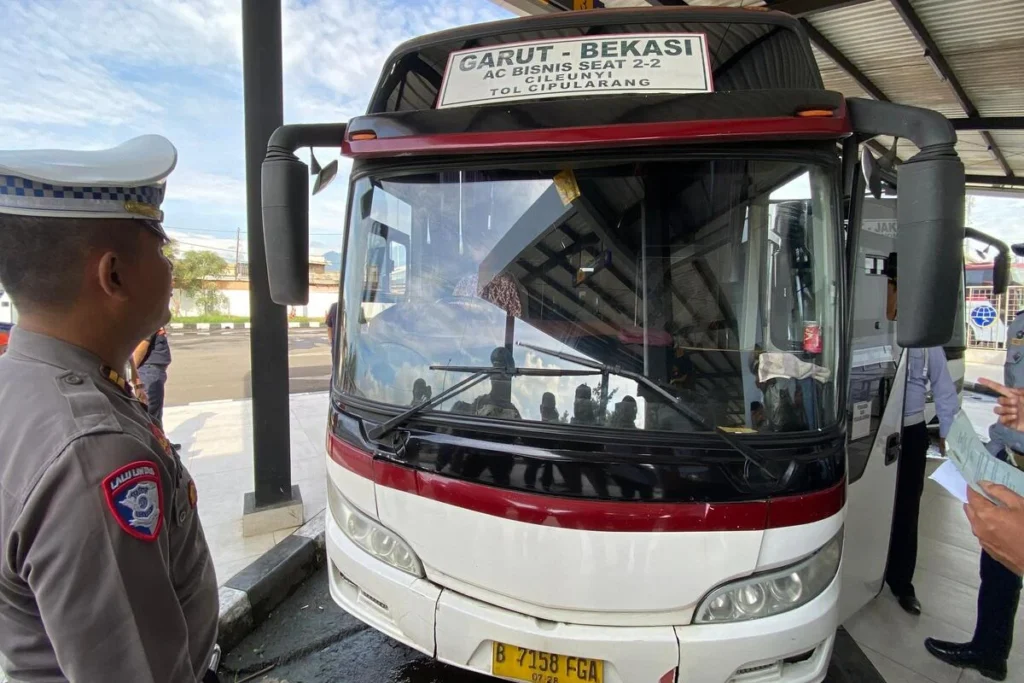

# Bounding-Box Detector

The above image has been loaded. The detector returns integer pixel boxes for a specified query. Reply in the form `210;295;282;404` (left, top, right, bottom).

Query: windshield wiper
367;358;598;440
517;342;778;481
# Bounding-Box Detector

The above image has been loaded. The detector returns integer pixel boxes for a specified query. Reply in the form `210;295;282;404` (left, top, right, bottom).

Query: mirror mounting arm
266;123;348;156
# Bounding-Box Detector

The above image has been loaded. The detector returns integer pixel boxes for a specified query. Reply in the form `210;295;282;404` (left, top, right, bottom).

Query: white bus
260;8;968;683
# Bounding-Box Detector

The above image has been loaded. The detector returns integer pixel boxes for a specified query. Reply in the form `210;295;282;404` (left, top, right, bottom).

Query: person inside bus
524;393;562;492
750;401;767;431
608;395;638;429
884;258;958;616
571;384;598;426
412;378;432;405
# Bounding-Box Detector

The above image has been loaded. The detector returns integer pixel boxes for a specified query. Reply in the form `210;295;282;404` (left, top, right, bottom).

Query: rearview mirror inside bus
860;147;883;200
312;158;339;196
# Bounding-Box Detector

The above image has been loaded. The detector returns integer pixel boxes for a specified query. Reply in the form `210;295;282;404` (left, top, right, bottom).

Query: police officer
925;243;1024;682
133;326;173;424
884;254;959;615
0;136;220;681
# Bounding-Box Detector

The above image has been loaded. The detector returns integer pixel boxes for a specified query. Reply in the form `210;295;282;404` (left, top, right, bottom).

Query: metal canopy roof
492;0;1024;188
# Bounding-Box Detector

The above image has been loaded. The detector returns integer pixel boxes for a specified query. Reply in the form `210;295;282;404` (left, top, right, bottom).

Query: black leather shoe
897;593;922;615
924;639;1007;681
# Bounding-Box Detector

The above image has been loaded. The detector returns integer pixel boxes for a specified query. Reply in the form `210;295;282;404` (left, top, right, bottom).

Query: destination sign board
437;33;712;109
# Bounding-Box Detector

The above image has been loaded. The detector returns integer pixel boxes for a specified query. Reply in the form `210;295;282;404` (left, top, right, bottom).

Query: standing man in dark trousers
326;301;338;366
888;345;958;614
134;326;172;424
0;136;220;681
884;257;958;615
926;247;1024;681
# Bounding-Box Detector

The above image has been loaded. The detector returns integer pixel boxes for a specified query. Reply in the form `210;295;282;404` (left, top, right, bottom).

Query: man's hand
133;383;149;406
978;378;1024;431
939;437;946;457
965;482;1024;576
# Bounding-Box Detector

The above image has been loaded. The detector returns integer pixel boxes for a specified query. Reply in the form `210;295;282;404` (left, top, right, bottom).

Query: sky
0;0;514;264
2;0;1022;265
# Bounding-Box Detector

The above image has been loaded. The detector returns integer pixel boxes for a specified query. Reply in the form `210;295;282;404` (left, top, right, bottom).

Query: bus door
839;196;905;621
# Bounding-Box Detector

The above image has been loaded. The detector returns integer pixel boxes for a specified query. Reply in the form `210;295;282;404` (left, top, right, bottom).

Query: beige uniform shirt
0;328;218;682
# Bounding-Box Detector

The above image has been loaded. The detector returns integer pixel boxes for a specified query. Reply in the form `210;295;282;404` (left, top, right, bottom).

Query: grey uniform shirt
0;328;218;682
988;311;1024;455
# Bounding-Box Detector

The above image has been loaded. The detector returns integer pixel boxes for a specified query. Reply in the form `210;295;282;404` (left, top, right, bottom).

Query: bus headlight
328;482;424;578
694;528;843;624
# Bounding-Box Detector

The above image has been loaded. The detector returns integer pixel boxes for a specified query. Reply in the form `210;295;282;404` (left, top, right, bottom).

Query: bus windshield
337;156;840;434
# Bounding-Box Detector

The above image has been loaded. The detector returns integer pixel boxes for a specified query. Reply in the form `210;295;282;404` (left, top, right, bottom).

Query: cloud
169;170;247;208
2;0;513;249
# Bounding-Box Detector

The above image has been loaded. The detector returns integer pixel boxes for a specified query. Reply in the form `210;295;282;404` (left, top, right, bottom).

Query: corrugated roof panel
807;0;922;67
947;49;1024;118
865;63;960;117
956;132;1006;176
802;0;968;116
812;43;871;99
818;68;869;100
914;0;1024;55
987;131;1024;177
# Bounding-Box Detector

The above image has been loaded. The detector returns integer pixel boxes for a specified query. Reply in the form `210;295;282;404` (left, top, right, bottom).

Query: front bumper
327;515;837;683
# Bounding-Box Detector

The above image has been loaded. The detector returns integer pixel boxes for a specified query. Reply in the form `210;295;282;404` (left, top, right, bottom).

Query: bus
260;8;966;683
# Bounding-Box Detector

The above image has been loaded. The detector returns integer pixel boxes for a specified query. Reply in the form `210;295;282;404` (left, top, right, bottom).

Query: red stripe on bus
328;434;376;480
342;116;850;158
413;469;769;532
766;479;845;529
328;434;844;532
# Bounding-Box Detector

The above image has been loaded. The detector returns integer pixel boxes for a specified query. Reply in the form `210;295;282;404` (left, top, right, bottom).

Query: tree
174;250;229;315
163;239;178;270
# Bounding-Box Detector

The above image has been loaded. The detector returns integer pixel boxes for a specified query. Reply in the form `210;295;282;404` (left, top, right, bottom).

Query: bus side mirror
894;156;964;347
849;98;964;348
262;153;310;305
964;227;1011;297
261;123;348;305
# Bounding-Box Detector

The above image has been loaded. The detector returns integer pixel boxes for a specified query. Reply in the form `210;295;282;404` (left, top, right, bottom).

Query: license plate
492;642;604;683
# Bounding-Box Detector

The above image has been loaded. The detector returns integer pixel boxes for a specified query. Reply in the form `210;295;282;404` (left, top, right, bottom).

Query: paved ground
220;567;485;683
165;329;332;406
222;566;881;683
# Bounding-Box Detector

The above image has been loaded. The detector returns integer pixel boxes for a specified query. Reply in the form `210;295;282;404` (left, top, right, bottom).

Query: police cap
0;135;177;238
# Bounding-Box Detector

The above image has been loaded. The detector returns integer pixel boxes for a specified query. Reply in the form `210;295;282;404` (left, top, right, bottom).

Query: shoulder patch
148;423;174;456
102;461;163;541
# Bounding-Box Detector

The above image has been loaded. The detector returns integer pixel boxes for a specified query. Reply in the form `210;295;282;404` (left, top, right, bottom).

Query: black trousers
971;448;1023;660
886;421;929;596
974;548;1022;659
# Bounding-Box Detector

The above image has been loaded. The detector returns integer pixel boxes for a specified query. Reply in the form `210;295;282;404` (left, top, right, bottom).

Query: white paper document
929;459;969;504
943;411;1024;499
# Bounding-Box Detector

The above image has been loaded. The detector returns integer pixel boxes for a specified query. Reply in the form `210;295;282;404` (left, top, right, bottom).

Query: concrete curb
168;322;322;335
217;510;327;653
